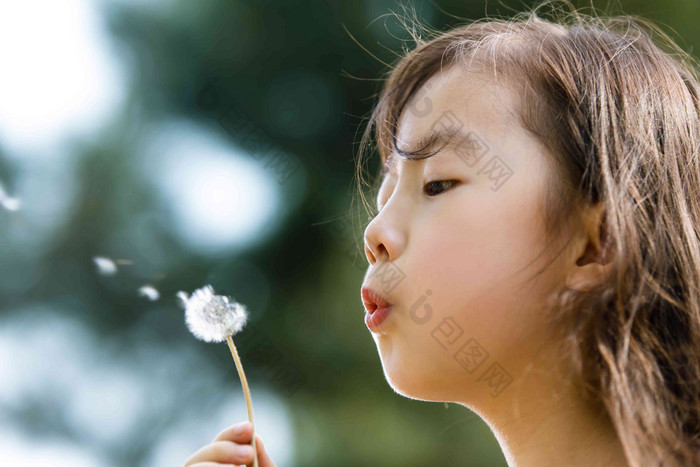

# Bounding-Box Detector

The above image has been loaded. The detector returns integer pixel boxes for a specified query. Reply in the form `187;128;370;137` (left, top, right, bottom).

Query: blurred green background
0;0;697;465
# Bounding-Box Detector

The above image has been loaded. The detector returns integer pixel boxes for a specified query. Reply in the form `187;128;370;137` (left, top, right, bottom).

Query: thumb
249;433;276;467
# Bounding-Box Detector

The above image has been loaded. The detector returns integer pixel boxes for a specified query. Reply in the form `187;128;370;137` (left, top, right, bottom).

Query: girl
186;2;700;465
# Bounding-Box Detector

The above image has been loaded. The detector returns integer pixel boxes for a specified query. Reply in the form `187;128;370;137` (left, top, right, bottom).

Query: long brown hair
353;1;700;464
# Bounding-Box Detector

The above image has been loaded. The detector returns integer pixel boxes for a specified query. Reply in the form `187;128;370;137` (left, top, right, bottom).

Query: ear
565;202;614;292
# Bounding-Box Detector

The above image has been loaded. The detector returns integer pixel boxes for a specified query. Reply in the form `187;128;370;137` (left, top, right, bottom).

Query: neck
458;351;629;466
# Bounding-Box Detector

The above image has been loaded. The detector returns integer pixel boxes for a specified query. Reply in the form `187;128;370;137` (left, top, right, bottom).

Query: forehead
386;66;523;170
374;65;555;209
404;68;519;140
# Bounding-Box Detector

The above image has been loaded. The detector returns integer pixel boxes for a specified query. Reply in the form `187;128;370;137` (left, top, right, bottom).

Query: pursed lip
361;286;393;313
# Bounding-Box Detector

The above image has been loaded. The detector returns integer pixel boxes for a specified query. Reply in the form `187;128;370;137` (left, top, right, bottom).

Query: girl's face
362;66;571;405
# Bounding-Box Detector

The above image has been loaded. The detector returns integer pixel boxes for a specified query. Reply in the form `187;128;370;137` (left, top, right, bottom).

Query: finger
213;422;253;443
247;434;276;467
189;463;237;467
184;440;255;466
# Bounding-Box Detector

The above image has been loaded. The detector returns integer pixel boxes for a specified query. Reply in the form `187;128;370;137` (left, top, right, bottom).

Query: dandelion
93;256;117;276
137;285;160;301
177;285;258;467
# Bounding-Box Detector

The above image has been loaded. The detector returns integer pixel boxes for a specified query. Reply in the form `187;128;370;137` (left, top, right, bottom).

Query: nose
364;235;388;265
363;209;406;266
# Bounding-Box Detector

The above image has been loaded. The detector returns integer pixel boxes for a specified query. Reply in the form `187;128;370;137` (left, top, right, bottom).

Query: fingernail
233;422;247;435
238;445;254;458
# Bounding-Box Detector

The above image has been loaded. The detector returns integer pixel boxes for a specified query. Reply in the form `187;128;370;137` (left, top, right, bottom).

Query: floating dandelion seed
0;182;20;212
0;196;20;211
138;285;160;301
177;285;258;467
93;256;117;276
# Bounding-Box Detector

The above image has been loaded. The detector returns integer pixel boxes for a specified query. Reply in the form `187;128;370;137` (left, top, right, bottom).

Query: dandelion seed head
138;285;160;301
93;256;117;276
177;285;248;342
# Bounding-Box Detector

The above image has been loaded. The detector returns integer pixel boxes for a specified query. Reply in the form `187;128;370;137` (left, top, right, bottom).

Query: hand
184;421;276;467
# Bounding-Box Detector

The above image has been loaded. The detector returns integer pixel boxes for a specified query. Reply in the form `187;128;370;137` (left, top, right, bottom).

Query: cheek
410;194;551;351
417;195;541;294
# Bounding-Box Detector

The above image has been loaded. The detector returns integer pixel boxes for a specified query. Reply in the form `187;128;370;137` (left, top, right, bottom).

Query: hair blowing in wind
354;1;700;464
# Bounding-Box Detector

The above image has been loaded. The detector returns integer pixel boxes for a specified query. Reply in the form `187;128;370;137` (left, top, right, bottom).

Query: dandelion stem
226;334;258;467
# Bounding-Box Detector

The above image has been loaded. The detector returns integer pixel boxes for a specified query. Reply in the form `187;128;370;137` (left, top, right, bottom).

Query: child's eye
424;180;458;197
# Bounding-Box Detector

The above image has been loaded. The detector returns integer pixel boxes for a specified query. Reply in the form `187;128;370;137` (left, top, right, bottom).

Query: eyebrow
383;125;470;176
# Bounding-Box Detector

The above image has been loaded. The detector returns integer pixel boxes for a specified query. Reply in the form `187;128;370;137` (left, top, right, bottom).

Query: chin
379;344;485;403
385;376;449;402
380;355;448;402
